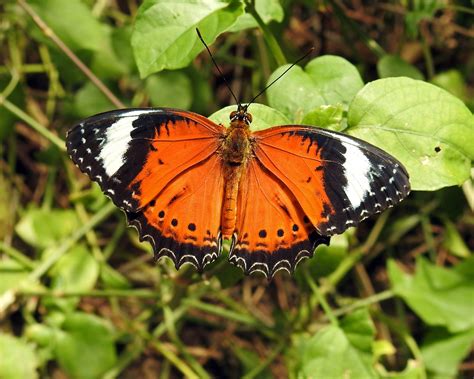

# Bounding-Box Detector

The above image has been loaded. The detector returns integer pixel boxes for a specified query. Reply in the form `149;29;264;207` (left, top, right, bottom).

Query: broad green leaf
301;103;346;131
347;77;474;190
228;0;283;32
29;0;103;52
388;258;474;332
132;0;244;77
146;71;193;109
15;208;79;249
377;55;424;80
0;333;38;379
209;103;290;131
291;308;377;378
55;312;117;379
267;55;364;122
421;327;474;377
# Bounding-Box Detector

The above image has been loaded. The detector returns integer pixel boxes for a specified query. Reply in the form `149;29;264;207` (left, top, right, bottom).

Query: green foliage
0;334;38;379
388;257;474;333
267;55;364;122
377;55;425;80
347;78;473;191
290;309;378;378
132;0;245;77
0;0;472;378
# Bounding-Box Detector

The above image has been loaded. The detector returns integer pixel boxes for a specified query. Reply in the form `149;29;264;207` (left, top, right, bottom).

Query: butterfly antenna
246;47;315;109
196;28;240;107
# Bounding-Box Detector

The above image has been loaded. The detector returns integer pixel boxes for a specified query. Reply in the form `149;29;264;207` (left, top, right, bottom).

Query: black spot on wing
127;211;222;272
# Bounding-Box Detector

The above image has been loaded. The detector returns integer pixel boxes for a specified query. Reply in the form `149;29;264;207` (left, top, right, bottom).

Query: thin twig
18;0;124;108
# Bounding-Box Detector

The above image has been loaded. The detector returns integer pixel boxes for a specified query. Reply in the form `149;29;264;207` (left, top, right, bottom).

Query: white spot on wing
100;116;137;177
342;143;372;209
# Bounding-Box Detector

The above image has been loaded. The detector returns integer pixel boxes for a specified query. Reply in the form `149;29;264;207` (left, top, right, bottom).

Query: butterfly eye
230;111;237;120
246;113;253;123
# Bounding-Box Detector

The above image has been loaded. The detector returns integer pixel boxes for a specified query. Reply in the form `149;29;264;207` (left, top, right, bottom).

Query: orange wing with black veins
67;108;226;270
230;158;329;277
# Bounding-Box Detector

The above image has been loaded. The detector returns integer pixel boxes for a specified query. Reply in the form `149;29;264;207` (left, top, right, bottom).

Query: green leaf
347;77;474;191
73;82;114;118
298;233;348;281
377;55;424;80
377;360;424;379
228;0;283;32
100;264;131;289
145;71;193;109
388;258;474;332
55;312;117;379
421;327;474;377
267;55;364;122
431;69;468;102
209;103;291;131
90;25;129;79
28;0;103;52
45;245;99;311
15;208;79;249
132;0;244;77
301;103;346;131
442;218;471;258
0;333;38;379
291;308;377;378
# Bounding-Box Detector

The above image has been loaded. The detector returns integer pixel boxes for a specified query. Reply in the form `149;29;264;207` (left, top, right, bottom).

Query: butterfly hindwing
127;155;225;270
254;125;410;235
66;108;225;212
229;159;329;277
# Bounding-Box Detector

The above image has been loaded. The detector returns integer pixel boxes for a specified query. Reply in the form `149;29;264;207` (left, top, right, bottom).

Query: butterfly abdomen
220;122;253;239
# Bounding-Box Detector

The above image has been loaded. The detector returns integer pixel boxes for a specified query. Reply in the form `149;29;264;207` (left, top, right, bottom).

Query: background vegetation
0;0;473;378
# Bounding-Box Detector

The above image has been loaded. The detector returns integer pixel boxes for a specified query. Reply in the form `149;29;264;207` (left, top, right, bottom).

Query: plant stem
244;0;287;66
0;98;65;151
332;290;394;318
18;0;124;108
18;288;162;298
151;340;200;379
0;242;36;270
305;269;338;326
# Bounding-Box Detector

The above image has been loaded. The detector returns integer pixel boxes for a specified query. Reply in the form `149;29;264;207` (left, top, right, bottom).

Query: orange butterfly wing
230;159;329;277
253;125;410;235
67;108;226;269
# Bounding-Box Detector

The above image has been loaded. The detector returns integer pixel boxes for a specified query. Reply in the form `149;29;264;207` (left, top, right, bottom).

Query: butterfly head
230;104;253;126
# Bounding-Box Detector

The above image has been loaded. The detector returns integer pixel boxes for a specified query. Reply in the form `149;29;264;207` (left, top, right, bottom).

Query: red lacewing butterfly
66;30;410;277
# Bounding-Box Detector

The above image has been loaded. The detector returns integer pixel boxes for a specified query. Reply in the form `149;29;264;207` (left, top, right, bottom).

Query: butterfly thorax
220;112;254;238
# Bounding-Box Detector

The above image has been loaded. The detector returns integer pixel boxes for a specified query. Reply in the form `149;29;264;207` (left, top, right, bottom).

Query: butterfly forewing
253;125;410;235
66;108;227;269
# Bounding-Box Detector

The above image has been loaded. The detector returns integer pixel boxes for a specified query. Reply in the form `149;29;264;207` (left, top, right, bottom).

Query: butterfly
66;103;410;277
